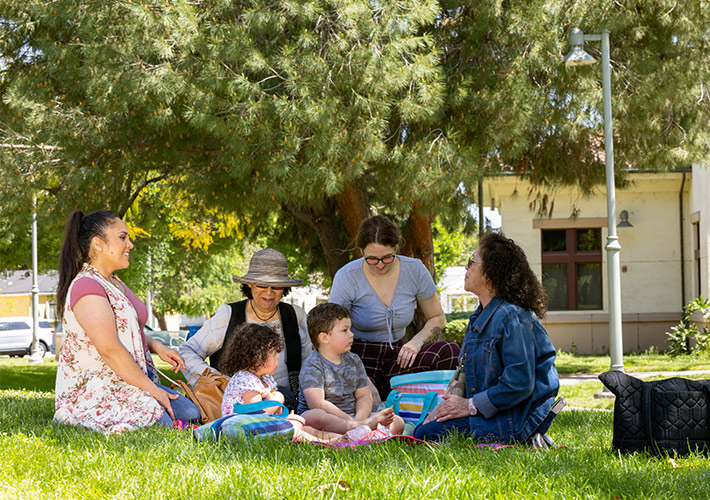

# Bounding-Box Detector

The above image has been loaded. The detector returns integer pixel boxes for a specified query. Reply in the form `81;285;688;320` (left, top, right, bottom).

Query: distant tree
1;0;708;292
431;215;479;283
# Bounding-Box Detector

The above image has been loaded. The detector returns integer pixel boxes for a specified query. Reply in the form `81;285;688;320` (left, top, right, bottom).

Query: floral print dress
221;371;278;417
54;264;164;434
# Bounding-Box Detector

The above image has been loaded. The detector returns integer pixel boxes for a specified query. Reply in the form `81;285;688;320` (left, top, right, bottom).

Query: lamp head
563;28;597;67
617;210;633;228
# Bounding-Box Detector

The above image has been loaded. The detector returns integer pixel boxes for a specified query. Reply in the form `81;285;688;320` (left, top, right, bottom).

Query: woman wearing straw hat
180;248;313;410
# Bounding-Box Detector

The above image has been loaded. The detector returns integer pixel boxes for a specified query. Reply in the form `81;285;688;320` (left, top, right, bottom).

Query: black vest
209;299;302;393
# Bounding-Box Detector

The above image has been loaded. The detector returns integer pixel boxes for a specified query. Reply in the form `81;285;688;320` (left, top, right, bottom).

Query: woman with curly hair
414;232;560;443
220;323;286;416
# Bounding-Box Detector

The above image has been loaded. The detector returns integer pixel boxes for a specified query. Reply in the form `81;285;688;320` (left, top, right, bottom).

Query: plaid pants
351;338;461;400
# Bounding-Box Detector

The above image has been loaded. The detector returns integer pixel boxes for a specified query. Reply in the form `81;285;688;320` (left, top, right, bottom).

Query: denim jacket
464;296;559;440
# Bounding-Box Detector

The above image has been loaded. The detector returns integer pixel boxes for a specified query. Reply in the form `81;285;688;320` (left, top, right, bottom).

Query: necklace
250;300;278;323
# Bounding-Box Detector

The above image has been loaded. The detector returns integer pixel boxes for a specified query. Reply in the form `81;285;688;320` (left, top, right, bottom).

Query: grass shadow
0;359;57;392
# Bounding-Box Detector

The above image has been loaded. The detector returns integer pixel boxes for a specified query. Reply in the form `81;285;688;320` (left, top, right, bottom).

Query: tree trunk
402;205;436;281
401;204;438;343
335;181;371;259
155;312;168;330
285;199;351;279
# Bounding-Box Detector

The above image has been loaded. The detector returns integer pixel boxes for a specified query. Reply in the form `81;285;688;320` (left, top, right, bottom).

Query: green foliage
665;296;710;356
2;0;709;294
442;318;468;345
431;216;478;282
445;311;473;322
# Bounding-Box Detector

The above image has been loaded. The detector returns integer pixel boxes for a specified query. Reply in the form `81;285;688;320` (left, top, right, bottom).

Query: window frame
541;228;603;311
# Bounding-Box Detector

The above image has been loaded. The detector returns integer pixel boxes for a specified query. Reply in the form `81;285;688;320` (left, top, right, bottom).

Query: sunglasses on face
254;284;285;291
466;255;480;269
364;254;396;266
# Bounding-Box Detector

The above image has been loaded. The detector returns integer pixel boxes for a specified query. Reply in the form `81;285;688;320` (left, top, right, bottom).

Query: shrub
442;318;468;345
445;311;473;322
665;296;710;356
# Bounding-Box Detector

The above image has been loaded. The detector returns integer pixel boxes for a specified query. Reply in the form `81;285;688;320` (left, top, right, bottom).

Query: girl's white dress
221;370;277;416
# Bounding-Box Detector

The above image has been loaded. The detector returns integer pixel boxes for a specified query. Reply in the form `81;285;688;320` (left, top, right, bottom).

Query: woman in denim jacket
414;232;560;442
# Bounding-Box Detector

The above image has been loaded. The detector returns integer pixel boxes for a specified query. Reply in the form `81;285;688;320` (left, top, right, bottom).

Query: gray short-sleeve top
328;256;437;344
296;350;369;415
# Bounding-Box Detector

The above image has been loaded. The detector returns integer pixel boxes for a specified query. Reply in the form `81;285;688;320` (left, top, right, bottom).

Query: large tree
1;0;708;290
1;0;449;276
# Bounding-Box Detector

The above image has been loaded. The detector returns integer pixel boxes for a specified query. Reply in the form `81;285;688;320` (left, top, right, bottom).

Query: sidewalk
560;370;710;385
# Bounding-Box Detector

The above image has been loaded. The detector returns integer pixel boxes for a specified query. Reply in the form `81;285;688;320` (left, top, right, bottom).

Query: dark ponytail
56;209;119;318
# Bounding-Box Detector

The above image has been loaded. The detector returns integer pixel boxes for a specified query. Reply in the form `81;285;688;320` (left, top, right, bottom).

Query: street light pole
28;194;43;364
564;28;624;373
599;31;624;372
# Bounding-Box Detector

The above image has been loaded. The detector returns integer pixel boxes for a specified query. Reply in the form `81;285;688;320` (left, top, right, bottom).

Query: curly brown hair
218;323;284;376
479;232;548;318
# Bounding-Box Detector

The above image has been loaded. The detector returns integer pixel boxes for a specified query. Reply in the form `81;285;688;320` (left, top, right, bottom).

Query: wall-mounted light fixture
617;210;633;228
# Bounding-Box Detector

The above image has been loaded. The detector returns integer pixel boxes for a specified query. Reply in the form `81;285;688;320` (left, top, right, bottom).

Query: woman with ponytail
54;209;200;433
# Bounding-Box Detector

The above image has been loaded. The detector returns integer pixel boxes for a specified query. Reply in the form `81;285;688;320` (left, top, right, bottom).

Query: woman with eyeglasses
180;248;312;411
413;232;560;443
329;215;461;399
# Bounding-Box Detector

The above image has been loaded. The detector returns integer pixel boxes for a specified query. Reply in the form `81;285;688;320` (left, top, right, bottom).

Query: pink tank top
70;277;148;329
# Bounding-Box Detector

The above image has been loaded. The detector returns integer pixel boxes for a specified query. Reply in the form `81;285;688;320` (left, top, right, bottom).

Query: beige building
0;270;59;320
484;163;709;354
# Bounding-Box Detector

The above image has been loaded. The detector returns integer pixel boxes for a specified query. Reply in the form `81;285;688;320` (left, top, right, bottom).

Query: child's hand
265;390;285;404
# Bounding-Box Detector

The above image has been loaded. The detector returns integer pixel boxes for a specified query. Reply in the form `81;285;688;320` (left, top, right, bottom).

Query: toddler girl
219;323;343;443
220;323;286;416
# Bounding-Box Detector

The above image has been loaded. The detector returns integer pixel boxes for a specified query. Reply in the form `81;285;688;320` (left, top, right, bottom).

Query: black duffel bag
599;370;710;456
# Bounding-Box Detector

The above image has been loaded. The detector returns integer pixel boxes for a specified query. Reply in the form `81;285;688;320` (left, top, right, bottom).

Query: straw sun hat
232;248;303;288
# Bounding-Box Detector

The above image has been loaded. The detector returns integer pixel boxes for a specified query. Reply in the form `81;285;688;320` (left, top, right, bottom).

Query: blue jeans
413;413;523;443
155;383;201;427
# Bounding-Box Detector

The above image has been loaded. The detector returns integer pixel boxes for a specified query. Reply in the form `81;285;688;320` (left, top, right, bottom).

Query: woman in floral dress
54;209;199;433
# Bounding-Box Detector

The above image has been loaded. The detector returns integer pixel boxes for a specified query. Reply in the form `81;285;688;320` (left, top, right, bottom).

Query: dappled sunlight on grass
0;358;57;392
1;357;709;498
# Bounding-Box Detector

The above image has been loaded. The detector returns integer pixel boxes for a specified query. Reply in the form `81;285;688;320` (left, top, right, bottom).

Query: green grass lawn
1;355;709;499
555;351;710;374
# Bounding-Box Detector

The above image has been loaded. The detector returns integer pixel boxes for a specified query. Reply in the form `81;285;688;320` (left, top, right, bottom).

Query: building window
541;228;603;310
447;294;478;313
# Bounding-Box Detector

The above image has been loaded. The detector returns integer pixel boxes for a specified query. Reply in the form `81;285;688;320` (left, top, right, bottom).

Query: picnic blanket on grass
315;434;434;449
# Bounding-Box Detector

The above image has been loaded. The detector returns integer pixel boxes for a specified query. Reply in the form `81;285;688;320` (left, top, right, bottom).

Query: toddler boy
296;303;404;434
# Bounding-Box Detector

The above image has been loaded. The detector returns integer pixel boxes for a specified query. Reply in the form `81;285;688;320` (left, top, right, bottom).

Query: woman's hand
423;403;440;424
399;293;446;368
149;385;179;420
434;394;470;422
154;344;186;373
397;337;424;368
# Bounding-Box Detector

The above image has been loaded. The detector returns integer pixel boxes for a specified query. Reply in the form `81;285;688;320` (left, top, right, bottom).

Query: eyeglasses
254;284;285;291
466;255;480;269
364;254;396;266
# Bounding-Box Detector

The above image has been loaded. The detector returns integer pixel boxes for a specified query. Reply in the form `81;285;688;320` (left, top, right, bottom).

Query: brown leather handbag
159;368;230;424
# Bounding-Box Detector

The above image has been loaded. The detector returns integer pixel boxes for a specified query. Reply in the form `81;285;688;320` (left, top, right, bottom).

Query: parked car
0;317;55;357
144;325;187;348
